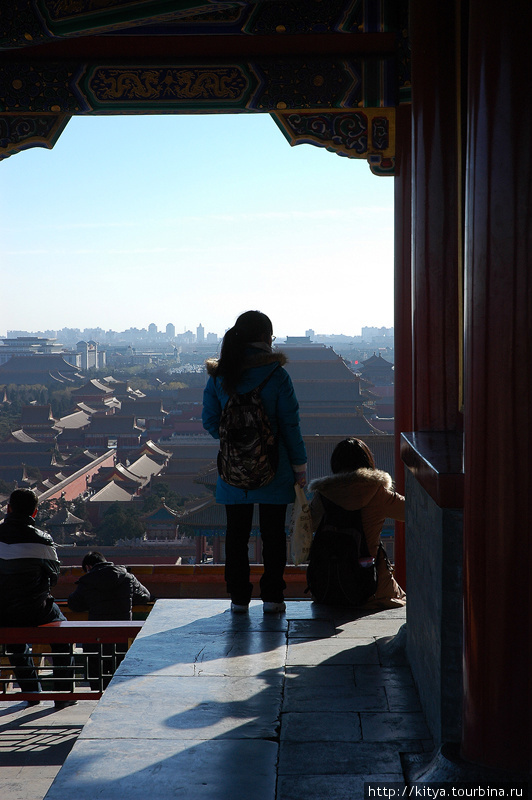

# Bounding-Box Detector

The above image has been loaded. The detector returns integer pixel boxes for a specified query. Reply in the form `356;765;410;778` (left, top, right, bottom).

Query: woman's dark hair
216;310;273;394
330;438;376;474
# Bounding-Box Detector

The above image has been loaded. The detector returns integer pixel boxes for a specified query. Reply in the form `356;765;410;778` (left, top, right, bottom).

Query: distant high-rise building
148;323;158;336
361;326;394;340
206;332;219;343
176;330;195;344
305;329;315;340
166;323;176;339
196;323;205;343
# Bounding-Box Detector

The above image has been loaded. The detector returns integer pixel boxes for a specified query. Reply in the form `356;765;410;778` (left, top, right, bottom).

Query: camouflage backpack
217;366;279;490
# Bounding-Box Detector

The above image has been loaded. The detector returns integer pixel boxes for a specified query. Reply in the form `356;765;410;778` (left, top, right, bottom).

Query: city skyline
2;321;394;343
1;114;395;338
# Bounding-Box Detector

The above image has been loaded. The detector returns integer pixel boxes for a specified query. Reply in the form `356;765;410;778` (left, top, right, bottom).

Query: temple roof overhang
0;1;409;171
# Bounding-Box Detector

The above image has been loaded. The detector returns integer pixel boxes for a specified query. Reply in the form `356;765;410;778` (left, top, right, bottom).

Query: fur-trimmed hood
309;468;394;511
205;350;287;377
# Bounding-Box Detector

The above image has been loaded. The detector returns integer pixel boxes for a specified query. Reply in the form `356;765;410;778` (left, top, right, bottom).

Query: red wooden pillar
410;1;462;434
393;103;412;589
462;0;532;772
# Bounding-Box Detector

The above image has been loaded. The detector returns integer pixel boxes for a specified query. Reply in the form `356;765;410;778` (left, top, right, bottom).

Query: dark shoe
25;700;41;707
54;700;78;709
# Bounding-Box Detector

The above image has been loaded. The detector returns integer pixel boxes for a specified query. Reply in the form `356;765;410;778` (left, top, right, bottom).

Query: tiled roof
362;353;394;367
282;346;339;361
20;405;55;425
163;443;219;460
143;504;178;522
164;458;215;475
88;416;142;434
120;400;166;416
299;414;384;436
91;464;144;487
175;387;204;402
0;466;30;483
140;440;172;459
0;356;82;386
293;381;362;403
372;418;395;433
72;379;114;396
89;481;135;503
56;410;91;429
169;422;205;433
66;449;101;468
373;385;395;397
127;455;163;480
6;430;38;443
0;452;59;468
46;508;84;526
0;441;52;454
76;402;98;414
0;355;79;374
285;360;357;381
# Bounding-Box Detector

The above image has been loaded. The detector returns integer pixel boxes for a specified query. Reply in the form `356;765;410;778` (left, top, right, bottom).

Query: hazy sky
0;113;394;340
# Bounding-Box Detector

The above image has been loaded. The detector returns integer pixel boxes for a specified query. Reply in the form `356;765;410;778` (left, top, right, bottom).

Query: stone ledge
401;431;464;508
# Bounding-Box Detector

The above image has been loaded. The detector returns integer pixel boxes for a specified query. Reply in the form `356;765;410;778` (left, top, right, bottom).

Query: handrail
0;620;143;702
0;620;143;644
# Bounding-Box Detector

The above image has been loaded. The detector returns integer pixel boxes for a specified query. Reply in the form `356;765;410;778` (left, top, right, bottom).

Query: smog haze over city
1;114;394;339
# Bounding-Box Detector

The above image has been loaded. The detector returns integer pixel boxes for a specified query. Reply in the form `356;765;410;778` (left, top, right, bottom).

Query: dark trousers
225;504;287;604
6;604;74;694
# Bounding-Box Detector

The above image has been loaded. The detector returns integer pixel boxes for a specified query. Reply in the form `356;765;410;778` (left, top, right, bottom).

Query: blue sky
0;113;394;340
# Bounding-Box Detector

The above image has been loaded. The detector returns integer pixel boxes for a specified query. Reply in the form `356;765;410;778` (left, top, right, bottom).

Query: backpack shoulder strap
256;362;281;393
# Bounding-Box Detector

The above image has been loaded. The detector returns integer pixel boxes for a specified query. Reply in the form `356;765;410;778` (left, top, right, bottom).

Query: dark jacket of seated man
0;492;62;626
68;551;151;620
0;488;72;699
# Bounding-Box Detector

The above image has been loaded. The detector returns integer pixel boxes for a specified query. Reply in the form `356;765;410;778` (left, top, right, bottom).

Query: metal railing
0;620;143;702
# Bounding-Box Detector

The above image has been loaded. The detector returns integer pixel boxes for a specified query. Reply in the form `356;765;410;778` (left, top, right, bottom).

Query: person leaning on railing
68;551;152;689
0;488;76;709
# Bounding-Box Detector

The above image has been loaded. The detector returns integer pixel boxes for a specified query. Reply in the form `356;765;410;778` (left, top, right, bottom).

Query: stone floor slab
278;740;405;775
44;738;278;800
80;673;282;740
117;630;286;677
285;664;356;686
385;684;423;712
134;600;288;635
334;618;408;638
283;680;387;713
277;774;406;800
287;619;338;638
280;711;361;742
354;664;415;689
360;712;432;742
286;637;379;665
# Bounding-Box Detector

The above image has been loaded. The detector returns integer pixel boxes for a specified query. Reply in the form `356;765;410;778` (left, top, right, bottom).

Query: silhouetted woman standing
203;311;307;613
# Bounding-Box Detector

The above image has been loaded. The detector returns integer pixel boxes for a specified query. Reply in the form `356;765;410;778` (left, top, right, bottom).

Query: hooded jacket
0;512;62;625
202;348;307;505
309;468;406;608
68;561;151;620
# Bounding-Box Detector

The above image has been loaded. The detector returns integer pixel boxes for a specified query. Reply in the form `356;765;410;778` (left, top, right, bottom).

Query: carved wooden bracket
272;108;395;174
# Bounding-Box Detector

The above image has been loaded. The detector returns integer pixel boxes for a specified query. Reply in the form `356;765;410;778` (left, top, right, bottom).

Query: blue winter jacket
202;349;307;505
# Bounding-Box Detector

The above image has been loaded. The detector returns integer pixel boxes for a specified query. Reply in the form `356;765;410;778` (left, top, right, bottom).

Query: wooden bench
0;620;143;703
